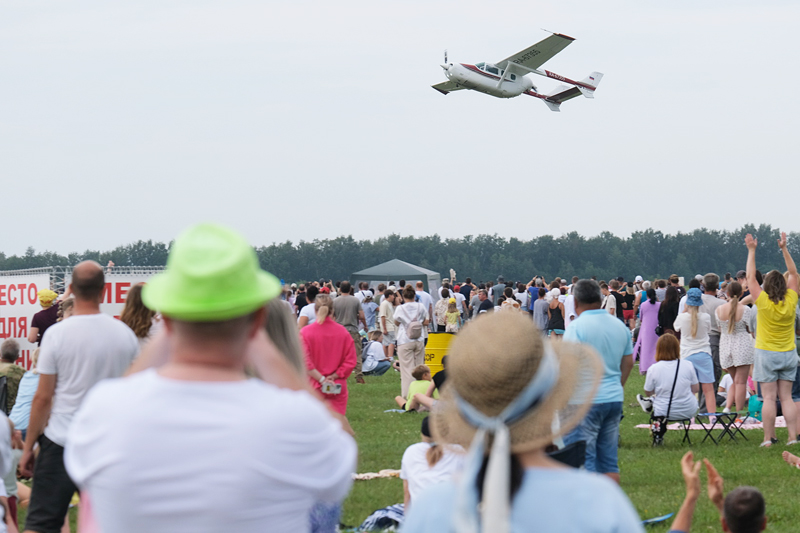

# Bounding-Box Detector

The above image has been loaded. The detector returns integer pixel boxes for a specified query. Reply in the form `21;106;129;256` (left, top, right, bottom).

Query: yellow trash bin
424;332;455;377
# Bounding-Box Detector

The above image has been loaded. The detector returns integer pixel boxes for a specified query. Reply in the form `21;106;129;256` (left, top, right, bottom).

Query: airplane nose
440;64;449;70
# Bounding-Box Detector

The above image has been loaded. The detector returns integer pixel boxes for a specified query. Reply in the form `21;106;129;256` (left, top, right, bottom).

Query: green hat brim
142;269;282;322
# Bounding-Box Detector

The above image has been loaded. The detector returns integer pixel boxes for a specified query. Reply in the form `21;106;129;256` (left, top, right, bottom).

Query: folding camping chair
697;412;746;444
651;416;693;447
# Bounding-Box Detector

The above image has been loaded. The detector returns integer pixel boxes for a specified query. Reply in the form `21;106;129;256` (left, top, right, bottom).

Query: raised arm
778;231;799;293
669;452;702;533
745;234;762;301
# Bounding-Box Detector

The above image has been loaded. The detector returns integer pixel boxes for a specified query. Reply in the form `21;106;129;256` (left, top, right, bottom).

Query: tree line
1;224;796;284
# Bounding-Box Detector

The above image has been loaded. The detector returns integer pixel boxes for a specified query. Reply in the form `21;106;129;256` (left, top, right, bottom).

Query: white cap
635;275;643;282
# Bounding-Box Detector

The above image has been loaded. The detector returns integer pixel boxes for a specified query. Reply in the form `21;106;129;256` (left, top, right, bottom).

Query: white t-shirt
400;442;464;504
356;290;372;303
673;312;712;358
644;359;699;419
38;314;139;446
298;302;317;325
415;291;433;337
453;292;467;313
394;302;429;345
603;294;617;312
65;369;356;533
564;295;577;328
719;374;751;399
379;300;396;333
514;291;529;310
678;294;688;315
362;341;385;373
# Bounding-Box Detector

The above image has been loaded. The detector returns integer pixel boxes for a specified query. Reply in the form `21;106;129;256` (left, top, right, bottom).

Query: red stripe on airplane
543;70;594;91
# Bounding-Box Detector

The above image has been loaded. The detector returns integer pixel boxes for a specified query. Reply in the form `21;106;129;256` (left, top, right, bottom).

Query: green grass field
343;365;800;531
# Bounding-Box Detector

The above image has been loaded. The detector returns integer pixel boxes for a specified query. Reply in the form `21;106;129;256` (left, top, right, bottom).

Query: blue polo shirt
564;309;633;404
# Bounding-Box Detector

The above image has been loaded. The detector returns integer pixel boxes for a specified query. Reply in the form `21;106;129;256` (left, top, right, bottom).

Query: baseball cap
143;223;282;321
635;275;643;283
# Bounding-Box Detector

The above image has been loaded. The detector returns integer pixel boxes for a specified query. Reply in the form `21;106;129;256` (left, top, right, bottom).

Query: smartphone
321;382;342;395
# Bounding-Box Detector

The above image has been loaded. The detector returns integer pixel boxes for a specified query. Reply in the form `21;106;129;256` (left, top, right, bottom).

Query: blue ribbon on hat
451;343;560;533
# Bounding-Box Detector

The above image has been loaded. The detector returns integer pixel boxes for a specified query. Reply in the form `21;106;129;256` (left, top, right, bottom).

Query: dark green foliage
2;224;794;282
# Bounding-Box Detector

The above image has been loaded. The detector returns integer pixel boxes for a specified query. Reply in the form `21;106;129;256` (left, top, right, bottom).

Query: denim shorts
563;401;623;474
685;352;715;384
753;348;799;383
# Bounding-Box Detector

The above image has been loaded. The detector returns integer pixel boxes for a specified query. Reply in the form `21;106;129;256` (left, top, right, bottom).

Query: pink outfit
300;318;357;415
635;300;661;374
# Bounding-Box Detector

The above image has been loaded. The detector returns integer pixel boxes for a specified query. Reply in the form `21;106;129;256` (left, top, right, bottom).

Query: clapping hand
704;458;725;512
681;451;702;499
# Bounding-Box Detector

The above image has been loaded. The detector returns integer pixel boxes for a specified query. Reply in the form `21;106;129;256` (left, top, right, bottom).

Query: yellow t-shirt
405;379;439;410
755;289;799;352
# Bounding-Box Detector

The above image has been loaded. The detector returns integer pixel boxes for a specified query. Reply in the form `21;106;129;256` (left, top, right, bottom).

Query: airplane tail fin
577;72;603;98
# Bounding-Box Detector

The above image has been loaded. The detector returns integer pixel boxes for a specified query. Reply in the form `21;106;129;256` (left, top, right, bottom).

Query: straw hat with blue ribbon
430;311;603;533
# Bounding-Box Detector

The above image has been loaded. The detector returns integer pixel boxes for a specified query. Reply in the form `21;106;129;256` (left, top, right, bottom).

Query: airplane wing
431;80;466;95
495;33;575;71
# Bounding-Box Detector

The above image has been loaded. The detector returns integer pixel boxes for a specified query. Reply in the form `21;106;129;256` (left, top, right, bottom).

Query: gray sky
2;0;798;256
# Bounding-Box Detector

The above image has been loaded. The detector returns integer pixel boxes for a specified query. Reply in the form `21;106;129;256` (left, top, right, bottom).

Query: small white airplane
432;33;603;112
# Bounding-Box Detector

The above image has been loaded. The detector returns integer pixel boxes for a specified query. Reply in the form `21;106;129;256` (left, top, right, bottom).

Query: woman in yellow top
745;231;799;447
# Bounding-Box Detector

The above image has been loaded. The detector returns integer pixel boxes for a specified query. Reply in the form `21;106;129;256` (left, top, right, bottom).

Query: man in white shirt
564;292;577;329
22;261;139;533
414;282;434;339
355;282;372;303
64;223;356;533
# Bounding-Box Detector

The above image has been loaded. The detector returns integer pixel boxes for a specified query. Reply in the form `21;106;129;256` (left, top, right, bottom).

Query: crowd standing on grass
0;228;797;532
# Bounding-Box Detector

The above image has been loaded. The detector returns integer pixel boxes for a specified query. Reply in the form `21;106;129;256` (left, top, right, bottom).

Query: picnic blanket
635;416;784;431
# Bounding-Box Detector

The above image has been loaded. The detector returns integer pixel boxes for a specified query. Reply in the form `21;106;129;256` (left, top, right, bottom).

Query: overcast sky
2;0;798;256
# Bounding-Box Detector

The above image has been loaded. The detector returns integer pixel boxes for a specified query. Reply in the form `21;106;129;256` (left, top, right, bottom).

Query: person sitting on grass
395;365;437;412
636;334;699;422
401;416;464;512
410;356;449;412
669;451;766;533
363;331;392;377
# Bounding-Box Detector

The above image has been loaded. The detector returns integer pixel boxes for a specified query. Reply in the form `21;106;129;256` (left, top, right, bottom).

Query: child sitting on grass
394;365;438;412
362;331;392;376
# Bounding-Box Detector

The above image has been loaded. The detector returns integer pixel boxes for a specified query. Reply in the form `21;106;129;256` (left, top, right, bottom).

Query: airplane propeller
441;49;451;71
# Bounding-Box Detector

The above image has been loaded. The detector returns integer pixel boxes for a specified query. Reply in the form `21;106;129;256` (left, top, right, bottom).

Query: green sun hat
142;223;282;321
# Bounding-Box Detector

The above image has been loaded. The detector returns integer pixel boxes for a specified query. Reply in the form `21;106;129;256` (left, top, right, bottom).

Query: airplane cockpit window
487;66;499;75
475;62;486;70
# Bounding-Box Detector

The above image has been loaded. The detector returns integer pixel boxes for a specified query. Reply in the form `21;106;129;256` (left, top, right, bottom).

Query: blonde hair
369;330;382;341
447;301;458;313
315;295;334;324
726;281;743;334
412;364;431;380
265;299;305;375
427;443;444;468
689;306;699;338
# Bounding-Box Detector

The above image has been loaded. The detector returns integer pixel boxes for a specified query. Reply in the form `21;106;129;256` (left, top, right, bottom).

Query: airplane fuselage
444;62;534;98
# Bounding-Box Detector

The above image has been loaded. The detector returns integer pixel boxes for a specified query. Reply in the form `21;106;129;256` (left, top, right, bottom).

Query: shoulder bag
651;359;681;445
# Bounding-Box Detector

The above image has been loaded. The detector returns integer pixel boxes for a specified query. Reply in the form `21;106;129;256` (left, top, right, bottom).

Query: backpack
0;376;9;415
406;303;424;340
